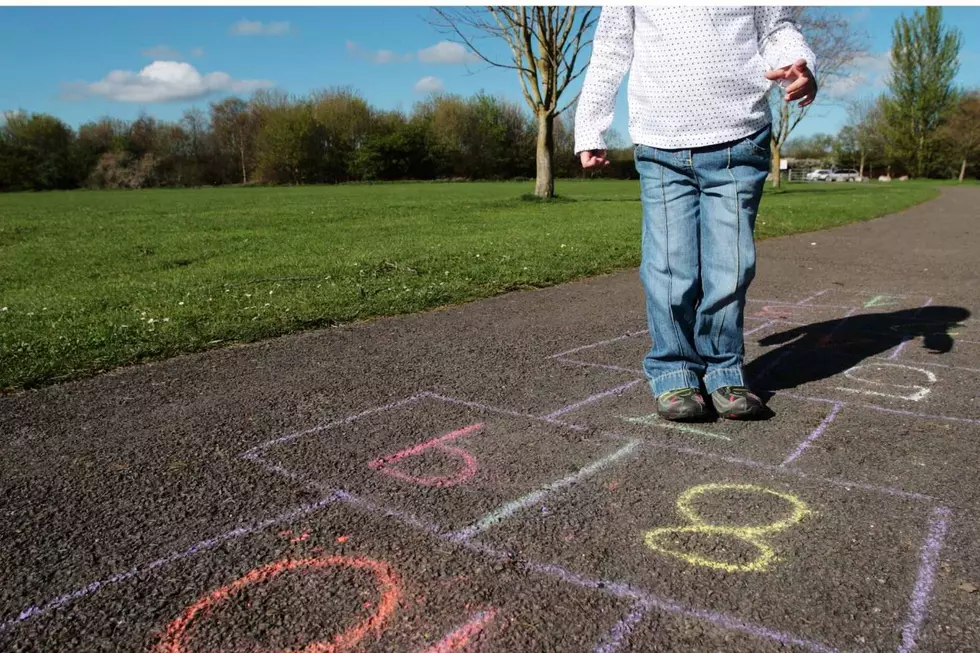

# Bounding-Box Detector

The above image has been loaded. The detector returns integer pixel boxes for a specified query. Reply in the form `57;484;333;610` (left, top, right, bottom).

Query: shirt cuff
574;132;608;155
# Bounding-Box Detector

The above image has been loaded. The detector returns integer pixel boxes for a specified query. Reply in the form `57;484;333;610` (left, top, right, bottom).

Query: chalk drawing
542;379;642;420
898;507;952;653
420;608;498;653
781;402;844;467
863;294;900;308
368;423;483;487
835;363;936;402
593;604;650;653
154;555;401;653
796;289;830;305
643;484;811;572
449;439;641;541
621;413;732;441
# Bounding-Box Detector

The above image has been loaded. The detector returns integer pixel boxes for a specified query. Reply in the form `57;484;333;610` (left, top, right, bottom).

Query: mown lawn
0;178;947;390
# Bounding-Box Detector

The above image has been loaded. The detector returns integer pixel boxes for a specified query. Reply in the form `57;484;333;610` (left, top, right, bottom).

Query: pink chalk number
368;423;483;487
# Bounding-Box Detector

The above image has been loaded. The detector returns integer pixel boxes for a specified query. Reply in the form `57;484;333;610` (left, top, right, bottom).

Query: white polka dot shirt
573;6;816;153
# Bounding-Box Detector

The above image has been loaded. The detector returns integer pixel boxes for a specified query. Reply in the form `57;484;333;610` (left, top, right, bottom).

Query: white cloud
141;45;183;60
414;76;444;94
230;20;291;36
75;61;273;103
345;41;412;64
417;41;479;65
822;52;892;99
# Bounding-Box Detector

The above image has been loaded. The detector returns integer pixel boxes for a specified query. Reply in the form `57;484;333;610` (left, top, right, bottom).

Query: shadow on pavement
746;305;972;401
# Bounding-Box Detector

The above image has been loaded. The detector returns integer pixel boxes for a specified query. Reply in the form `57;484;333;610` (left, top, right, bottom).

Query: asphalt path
2;187;979;652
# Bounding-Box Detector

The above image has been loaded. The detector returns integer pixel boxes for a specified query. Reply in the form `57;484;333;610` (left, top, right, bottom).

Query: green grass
0;178;948;391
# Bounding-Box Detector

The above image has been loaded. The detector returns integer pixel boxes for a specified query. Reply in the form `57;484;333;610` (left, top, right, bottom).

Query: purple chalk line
542;379;643;420
637;439;934;502
547;330;648;360
420;392;589;432
887;338;912;360
913;297;934;317
241;394;425;458
771;391;980;426
744;320;778;336
781;402;844;467
0;496;339;633
593;604;650;653
518;559;837;653
898;507;952;653
797;289;831;305
858;403;980;425
557;358;645;376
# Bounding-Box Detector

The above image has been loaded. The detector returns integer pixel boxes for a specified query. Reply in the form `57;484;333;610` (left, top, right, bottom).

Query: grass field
0;178;950;391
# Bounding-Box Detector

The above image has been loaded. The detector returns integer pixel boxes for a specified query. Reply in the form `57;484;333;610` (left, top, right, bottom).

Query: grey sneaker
657;388;709;421
711;386;765;419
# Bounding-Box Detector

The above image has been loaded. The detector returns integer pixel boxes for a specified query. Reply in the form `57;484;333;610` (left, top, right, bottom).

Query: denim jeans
634;125;771;397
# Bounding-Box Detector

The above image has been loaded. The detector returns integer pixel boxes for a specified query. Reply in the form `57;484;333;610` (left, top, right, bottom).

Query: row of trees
2;7;975;192
784;8;976;182
0;90;586;192
784;90;979;180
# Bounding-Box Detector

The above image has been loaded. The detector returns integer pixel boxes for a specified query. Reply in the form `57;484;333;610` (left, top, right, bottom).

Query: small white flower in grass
178;301;184;306
163;318;170;322
147;318;156;324
560;244;566;248
245;293;252;298
264;303;270;307
269;290;274;295
1;307;7;311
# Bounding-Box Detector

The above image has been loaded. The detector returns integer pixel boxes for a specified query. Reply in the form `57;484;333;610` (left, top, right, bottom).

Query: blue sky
1;6;978;143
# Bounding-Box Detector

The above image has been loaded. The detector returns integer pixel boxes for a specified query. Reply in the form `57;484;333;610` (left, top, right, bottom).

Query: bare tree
846;94;887;178
431;7;598;198
770;8;866;187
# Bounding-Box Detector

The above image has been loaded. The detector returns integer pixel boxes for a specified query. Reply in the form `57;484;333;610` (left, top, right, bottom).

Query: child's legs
692;126;771;393
634;144;704;397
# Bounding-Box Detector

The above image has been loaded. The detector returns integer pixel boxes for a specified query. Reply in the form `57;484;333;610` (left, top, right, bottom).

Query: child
575;7;817;421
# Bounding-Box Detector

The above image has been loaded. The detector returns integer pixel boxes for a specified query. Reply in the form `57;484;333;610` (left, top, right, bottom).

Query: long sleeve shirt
573;6;816;153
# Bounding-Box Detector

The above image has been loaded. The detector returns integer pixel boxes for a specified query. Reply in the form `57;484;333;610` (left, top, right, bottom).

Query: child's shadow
745;305;971;401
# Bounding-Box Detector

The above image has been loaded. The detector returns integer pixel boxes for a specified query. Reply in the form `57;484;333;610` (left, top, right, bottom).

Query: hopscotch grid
10;389;949;653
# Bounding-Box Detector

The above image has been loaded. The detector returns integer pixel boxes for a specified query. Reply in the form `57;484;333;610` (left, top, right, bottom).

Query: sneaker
656;388;709;421
711;386;765;419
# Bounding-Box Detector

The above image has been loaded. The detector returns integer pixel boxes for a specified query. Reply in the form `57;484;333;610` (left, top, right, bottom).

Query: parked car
830;169;861;182
805;169;833;182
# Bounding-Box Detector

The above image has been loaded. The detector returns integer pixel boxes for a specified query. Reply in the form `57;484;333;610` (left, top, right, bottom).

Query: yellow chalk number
643;484;811;572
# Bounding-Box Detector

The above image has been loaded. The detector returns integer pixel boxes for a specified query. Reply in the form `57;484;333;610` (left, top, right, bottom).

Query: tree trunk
960;157;967;183
859;152;866;179
534;111;555;198
240;144;247;185
770;141;782;188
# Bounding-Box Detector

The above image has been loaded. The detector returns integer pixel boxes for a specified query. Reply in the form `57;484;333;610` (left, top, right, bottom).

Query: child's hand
765;59;817;108
580;150;611;169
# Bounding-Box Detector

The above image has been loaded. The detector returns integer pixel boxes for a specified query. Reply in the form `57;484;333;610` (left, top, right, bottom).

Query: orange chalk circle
155;555;401;653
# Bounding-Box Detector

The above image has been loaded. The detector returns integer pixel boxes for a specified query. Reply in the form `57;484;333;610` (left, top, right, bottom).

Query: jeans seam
658;158;687;379
720;146;741;353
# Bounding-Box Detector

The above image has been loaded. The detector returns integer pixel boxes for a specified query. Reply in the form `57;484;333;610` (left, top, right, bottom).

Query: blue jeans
634;125;771;397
